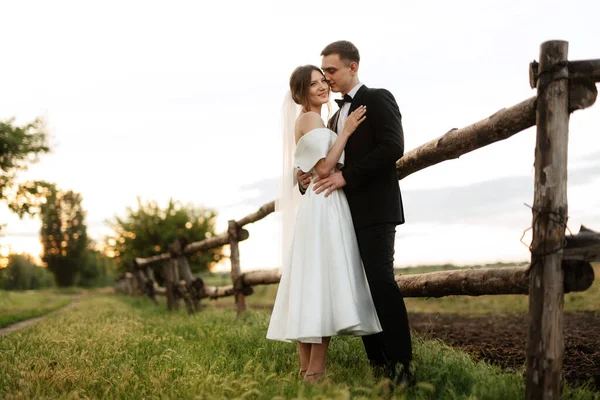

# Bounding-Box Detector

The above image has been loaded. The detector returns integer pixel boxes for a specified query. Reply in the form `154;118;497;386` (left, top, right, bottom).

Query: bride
266;65;381;383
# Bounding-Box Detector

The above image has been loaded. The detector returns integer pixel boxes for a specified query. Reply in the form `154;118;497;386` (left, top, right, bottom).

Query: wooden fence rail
115;41;599;399
117;226;598;300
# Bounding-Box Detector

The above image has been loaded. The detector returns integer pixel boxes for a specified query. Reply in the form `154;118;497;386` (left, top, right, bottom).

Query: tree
0;253;55;290
40;186;89;287
77;249;115;288
106;198;223;274
0;118;51;227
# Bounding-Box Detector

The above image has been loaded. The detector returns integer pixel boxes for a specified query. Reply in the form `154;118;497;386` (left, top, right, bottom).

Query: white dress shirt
336;82;364;134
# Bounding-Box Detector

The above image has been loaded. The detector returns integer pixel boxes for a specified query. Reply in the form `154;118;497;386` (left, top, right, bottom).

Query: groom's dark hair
321;41;360;65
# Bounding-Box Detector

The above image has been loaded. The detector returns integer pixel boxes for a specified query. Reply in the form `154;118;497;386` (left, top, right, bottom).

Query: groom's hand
297;170;311;192
313;171;346;197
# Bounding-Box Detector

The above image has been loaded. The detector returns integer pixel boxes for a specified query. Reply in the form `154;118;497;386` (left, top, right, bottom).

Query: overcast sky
1;0;599;270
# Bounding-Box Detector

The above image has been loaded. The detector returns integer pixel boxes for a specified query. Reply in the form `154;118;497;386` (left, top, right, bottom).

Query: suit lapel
330;85;368;134
349;85;368;114
329;110;340;133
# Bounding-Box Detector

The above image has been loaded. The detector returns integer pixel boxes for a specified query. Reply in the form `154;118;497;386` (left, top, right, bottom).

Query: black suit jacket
329;85;405;229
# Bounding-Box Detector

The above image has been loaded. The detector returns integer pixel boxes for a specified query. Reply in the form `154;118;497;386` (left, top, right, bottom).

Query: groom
298;40;412;383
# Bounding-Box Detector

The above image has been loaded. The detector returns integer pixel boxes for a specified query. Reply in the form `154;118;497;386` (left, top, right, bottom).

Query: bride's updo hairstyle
289;65;328;112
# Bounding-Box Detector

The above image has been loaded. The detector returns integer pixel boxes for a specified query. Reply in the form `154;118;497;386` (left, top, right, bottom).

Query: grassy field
0;289;81;328
1;294;598;399
0;264;597;398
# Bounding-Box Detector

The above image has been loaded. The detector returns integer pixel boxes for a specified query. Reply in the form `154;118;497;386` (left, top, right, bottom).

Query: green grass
50;287;87;295
0;295;597;399
0;289;76;328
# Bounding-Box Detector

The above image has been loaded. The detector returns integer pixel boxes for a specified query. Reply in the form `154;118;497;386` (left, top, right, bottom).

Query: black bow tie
334;94;353;108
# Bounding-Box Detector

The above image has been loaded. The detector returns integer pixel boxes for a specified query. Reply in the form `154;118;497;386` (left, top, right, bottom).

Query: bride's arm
299;107;365;178
313;135;349;178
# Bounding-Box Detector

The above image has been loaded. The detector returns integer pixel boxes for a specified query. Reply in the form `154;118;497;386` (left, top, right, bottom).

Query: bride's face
307;70;329;107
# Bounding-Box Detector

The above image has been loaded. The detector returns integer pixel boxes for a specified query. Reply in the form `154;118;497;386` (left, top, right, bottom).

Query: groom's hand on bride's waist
313;171;346;197
297;170;312;194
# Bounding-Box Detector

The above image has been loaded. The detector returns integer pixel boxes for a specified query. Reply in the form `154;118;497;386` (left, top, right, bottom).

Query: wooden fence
114;40;600;399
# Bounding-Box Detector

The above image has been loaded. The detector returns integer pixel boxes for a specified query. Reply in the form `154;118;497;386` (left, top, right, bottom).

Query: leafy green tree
6;180;56;218
0;118;51;227
0;253;55;290
40;186;89;287
106;198;223;274
77;249;115;288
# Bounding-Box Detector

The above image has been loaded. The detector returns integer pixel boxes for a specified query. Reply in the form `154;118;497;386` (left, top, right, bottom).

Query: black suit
330;85;412;375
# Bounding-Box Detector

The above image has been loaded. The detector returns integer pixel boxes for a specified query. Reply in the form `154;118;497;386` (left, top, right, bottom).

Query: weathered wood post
170;258;182;310
131;262;143;291
162;259;178;311
170;239;193;282
175;249;203;312
526;40;569;400
132;260;158;304
145;264;157;282
228;219;247;315
144;264;159;304
170;239;197;315
124;272;135;295
177;254;194;283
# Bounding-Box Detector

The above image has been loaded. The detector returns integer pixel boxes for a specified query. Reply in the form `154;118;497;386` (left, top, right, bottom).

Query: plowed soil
410;311;600;390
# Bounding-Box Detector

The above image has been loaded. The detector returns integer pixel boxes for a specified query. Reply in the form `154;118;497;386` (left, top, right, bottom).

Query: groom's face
321;54;355;94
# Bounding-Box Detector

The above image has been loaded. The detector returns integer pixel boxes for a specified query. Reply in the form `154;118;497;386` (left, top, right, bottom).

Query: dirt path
0;295;85;338
410;311;600;390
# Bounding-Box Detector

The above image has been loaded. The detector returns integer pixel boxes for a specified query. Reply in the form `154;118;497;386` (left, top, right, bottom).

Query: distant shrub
76;250;115;288
0;254;55;290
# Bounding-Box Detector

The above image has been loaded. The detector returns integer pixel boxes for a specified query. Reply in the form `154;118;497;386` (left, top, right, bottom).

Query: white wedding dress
267;128;382;344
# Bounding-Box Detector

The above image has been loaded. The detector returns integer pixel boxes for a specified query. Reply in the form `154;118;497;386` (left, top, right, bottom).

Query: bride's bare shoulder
296;112;325;138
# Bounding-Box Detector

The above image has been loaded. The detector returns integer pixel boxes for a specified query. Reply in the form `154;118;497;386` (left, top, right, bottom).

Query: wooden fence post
162;259;178;311
177;253;203;311
146;265;156;282
177;255;194;282
170;259;182;311
526;40;569;400
228;220;247;315
131;261;143;291
133;260;158;304
124;272;136;295
146;266;159;305
170;239;198;314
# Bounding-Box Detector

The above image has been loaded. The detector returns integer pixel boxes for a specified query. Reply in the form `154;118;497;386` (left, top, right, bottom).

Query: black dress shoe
369;360;388;379
388;361;414;388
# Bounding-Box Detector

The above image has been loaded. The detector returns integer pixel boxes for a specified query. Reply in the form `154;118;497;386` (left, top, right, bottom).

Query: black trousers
356;223;412;369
